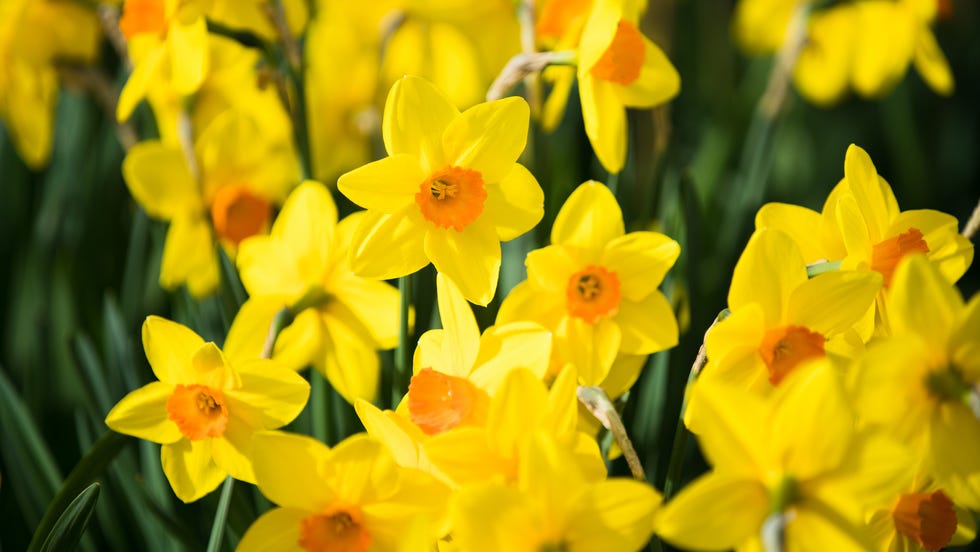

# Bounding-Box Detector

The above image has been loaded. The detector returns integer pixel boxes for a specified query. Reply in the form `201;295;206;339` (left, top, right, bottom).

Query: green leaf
39;482;101;552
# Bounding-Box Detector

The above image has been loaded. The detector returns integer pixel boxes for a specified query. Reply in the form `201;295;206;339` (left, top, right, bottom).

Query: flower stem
205;476;234;552
577;386;645;481
261;306;294;359
311;369;332;444
962;196;980;240
394;275;413;406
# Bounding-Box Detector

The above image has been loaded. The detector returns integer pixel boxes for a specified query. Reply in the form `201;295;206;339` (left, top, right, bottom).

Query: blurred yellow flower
451;432;660;552
238;431;450;551
233;181;403;404
576;0;679;173
123;110;297;296
658;362;910;550
499;181;679;387
104;316;309;502
338;75;543;305
0;0;100;167
866;474;976;552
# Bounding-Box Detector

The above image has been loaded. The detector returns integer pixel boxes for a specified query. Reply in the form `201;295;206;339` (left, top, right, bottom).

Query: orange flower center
870;227;929;287
758;325;825;385
210;185;272;245
119;0;168;40
892;490;956;552
536;0;592;42
565;265;621;324
166;384;228;441
407;368;489;435
415;166;487;231
298;506;371;552
590;19;645;86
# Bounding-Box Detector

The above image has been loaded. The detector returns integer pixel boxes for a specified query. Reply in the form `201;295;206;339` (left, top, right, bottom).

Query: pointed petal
269;180;335;277
487;368;548;458
161;439;225;503
601;231;680;301
470;322;553;392
323;434;399;505
332;276;402;349
580;75;627;174
337;154;424;213
159;216;218;297
887;255;963;346
684;376;767;474
568;478;661;551
482;163;544;242
223;296;290;363
320;306;381;403
443;97;529;183
888;209;974;284
237;230;308;298
105;382;182;444
225;359;310;428
615;293;678;355
382;75;458;171
844;144;897;243
556;317;620;385
424;427;508;485
755;202;827;264
166;15;208;94
551;181;624;253
656;472;769;550
251;431;334;511
451;483;540;552
729;229;807;326
914;28;954;96
435;273;481;373
142;316;204;385
354;400;426;469
425;218;501;306
117;42;166;121
613;38;680;108
526;244;578;293
952;295;980;381
237;507;306;552
122;141;200;220
349;207;430;279
211;419;256;484
496;280;566;330
786;270;882;336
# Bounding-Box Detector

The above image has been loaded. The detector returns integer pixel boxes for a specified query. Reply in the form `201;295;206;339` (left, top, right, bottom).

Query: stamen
430;179;458;200
565;265;621;324
166;384;228;440
407;368;489;435
298;506;371;552
758;326;825;385
415;166;487;231
870;227;929;287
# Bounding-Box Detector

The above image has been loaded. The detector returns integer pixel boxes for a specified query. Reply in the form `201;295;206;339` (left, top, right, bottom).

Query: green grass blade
38;482;101;552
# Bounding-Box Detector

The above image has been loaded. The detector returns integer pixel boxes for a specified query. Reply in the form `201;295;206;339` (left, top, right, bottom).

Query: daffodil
104;316;310;502
238;431;450;551
697;228;881;396
451;432;660;552
232;181;402;404
337;75;543;305
658;361;911;551
355;273;551;471
116;0;211;121
866;474;976;552
576;0;679;173
498;181;680;387
122;109;297;296
852;255;980;511
755;144;973;333
0;0;100;167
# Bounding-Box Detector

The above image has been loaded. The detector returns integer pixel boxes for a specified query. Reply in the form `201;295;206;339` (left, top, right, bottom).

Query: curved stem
205;476;235;552
577;386;645;481
394;275;413;406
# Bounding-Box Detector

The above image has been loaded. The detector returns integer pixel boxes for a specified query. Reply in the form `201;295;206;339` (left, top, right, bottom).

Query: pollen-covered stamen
210;184;272;245
566;265;621;324
415;166;487;231
892;490;957;552
870;227;929;287
407;368;489;435
758;325;825;385
119;0;168;40
166;384;228;440
298;506;372;552
590;19;646;86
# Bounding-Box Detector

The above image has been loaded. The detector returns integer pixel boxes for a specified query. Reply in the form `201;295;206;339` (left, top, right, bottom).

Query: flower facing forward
238;431;450;552
104;316;310;502
234;181;402;404
498;181;680;386
576;0;680;173
338;75;544;306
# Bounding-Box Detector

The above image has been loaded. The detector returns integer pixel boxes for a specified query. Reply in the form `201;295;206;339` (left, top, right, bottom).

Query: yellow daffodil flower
498;181;680;387
576;0;679;173
232;181;402;404
338;75;544;305
104;316;310;502
0;0;100;167
658;362;911;551
866;474;976;552
355;273;550;470
238;431;450;551
452;432;660;552
853;255;980;510
756;144;973;333
116;0;212;121
698;229;881;396
123;110;297;296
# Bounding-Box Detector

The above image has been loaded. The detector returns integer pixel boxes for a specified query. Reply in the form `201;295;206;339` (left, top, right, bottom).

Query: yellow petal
495;280;566;330
601;231;680;301
541;66;577;132
425;427;508;485
579;75;627;174
161;439;225;503
931;403;980;510
615;292;678;355
487;368;549;458
754;203;826;264
382;75;458;172
656;472;769;550
482;163;544;242
577;0;619;71
265;180;335;283
786;270;882;337
331;277;403;350
913;27;954;95
684;376;767;473
325;434;399;504
526;245;579;293
321;305;381;403
117;41;166;121
273;308;325;372
225;359;310;428
784;507;872;551
425;218;501;306
887;209;974;284
470;322;553;392
568;478;661;551
160;215;218;297
728;229;806;326
211;419;256;483
556;317;620;385
4;62;56;168
105;382;182;444
888;255;962;346
434;273;481;374
349;207;430;279
251;431;335;511
142;316;204;385
166;14;208;95
237;507;306;552
700;303;767;392
451;483;540;552
600;354;647;400
222;296;290;363
614;38;680;108
443;96;529;184
951;295;980;381
122;141;200;220
835;192;874;267
551;181;624;254
851;2;915;98
793;6;855;106
337;154;425;213
844;144;898;243
355;400;426;469
236;237;308;299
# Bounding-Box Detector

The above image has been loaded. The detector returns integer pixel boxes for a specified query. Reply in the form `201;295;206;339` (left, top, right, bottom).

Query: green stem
27;431;133;552
261;306;295;359
805;259;842;278
205;476;234;552
394;275;413;406
311;369;331;444
577;386;645;481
